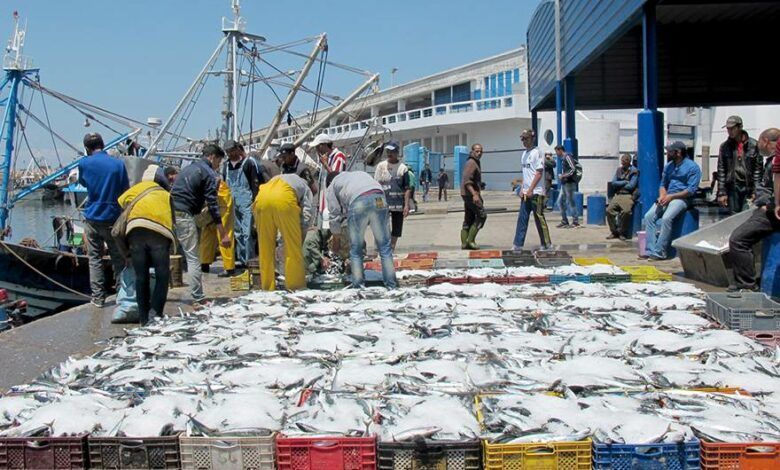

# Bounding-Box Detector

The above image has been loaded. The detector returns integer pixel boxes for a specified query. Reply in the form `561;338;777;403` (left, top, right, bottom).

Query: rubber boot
460;229;469;250
465;224;480;250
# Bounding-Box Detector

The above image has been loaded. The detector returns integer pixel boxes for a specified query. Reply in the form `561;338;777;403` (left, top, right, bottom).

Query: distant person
78;132;129;308
717;115;762;213
555;144;581;228
312;134;347;176
606;154;639;241
437;167;449;201
728;128;780;292
279;143;317;194
326;171;397;289
117;165;175;325
154;166;178;191
224;140;257;267
199;179;236;277
641;141;702;261
461;144;486;250
374;141;412;251
254;173;313;291
513;129;552;250
170;144;229;303
543;152;555;209
420;164;433;202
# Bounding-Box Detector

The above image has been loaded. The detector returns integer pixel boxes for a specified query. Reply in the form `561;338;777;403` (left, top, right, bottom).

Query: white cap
311;134;333;147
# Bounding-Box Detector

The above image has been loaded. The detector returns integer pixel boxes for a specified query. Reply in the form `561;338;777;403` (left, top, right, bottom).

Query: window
434;88;452;105
452;82;471;103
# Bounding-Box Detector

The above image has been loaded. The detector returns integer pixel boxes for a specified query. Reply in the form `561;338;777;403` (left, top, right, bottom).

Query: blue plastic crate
592;441;699;470
549;274;591;284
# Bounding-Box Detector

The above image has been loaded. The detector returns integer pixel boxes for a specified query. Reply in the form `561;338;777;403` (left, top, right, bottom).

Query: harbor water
4;199;84;247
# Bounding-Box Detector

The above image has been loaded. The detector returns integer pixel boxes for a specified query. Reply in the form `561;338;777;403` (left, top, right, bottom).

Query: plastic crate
180;435;275;470
534;250;570;259
426;276;471;286
549;274;591;284
365;261;401;271
700;441;780;470
483;439;591;470
434;259;470;270
468;258;505;269
590;274;631;284
88;435;180;469
502;249;535;257
620;266;673;282
378;440;481;470
399;259;435;270
592;441;699;470
706;292;780;331
406;252;438;260
492;275;549;285
469;250;502;259
743;331;780;348
276;436;377;470
0;435;88;470
573;257;614;266
502;257;538;267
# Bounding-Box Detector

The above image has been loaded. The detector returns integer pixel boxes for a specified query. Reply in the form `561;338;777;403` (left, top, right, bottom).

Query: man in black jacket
728;128;780;291
171;144;229;302
717;116;762;214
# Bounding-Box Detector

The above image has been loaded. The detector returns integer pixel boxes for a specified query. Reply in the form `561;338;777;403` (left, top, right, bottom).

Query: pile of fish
1;268;779;445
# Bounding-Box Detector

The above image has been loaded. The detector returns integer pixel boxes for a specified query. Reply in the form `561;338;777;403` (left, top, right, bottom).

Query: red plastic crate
398;259;434;270
0;435;88;470
743;331;780;348
700;441;780;470
426;276;470;286
364;260;400;271
406;252;438;260
495;275;550;285
468;250;501;259
276;436;376;470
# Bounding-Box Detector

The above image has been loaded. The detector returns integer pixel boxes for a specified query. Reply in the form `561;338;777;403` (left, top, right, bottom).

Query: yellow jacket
118;181;176;244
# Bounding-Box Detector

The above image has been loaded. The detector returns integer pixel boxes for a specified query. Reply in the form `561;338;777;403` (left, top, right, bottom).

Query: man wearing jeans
513;130;552;250
170;144;229;302
641;141;702;261
555;145;580;228
326;171;397;289
78;133;129;307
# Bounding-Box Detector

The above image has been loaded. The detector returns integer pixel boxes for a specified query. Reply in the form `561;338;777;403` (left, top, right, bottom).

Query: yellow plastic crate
619;265;673;282
483;439;591;470
230;270;252;291
573;257;613;266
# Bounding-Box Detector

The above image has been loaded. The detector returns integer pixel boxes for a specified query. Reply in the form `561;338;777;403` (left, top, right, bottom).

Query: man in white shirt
512;129;552;250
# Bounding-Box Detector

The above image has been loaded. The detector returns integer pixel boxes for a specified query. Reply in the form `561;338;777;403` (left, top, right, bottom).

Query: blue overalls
225;158;256;265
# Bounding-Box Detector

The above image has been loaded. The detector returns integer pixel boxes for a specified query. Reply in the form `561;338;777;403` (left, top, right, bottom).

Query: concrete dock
0;189;719;392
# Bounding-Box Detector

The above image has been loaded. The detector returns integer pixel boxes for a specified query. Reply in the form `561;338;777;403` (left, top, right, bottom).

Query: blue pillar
637;2;664;221
403;142;423;178
454;145;469;190
555;80;564;178
0;71;22;232
563;76;578;158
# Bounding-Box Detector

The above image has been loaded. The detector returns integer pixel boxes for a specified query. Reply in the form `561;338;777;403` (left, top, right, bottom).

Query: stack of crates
0;435;88;470
88;435;181;469
482;440;592;470
502;250;537;267
592;441;700;470
700;441;780;469
573;257;614;266
275;435;377;470
378;440;481;470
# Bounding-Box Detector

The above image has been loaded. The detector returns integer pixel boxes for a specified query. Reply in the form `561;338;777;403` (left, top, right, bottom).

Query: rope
0;239;91;299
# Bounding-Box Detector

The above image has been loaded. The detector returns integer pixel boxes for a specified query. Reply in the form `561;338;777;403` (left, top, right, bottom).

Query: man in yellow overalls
254;170;313;291
199;179;236;277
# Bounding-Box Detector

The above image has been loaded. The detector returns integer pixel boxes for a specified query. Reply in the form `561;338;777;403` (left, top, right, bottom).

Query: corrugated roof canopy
527;0;780;111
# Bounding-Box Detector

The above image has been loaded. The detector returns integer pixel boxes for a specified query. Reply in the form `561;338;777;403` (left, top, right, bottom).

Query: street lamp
390;67;398;87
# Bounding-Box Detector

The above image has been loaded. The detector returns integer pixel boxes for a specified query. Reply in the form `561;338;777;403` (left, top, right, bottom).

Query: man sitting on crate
727;128;780;292
640;141;701;261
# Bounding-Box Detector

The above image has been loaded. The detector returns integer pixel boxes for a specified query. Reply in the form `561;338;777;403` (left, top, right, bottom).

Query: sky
1;0;538;167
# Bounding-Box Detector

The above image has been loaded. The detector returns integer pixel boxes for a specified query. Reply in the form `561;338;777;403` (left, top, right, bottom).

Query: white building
248;47;779;194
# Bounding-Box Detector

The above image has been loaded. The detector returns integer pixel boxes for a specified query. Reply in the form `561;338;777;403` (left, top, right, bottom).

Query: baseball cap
224;140;243;151
723;115;743;129
384;141;400;152
311;134;333;146
277;143;296;156
666;141;687;153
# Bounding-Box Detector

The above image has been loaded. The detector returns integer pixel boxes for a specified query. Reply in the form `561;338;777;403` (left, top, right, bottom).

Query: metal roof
527;0;780;111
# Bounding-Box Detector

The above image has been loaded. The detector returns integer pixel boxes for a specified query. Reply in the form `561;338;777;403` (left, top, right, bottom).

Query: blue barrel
668;208;700;258
761;232;780;297
586;194;607;225
574;192;584;217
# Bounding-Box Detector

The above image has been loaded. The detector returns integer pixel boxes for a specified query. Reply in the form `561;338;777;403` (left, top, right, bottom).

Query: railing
278;95;517;144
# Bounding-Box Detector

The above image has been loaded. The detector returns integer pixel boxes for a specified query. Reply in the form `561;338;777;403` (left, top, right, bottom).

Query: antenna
4;11;32;70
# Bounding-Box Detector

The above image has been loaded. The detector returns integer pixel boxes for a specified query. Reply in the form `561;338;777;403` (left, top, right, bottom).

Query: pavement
0;189;721;392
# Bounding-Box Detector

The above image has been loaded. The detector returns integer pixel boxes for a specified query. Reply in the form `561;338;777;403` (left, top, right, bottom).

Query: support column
637;2;664;219
531;110;539;145
454;145;469;191
555;80;564;177
563;76;578;157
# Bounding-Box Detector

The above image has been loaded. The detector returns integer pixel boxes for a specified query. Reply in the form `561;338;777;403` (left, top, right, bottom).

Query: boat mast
0;12;37;233
223;0;243;144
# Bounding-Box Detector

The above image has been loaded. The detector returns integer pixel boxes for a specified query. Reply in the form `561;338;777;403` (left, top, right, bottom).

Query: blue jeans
643;199;687;259
513;194;552;248
347;193;397;289
558;181;578;224
233;194;254;265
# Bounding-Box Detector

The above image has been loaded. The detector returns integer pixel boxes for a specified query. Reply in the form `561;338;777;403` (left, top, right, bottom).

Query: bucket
638;231;647;257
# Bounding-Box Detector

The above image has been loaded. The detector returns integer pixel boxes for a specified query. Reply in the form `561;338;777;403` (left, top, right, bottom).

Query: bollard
761;232;780;298
575;192;584;217
586;194;607;225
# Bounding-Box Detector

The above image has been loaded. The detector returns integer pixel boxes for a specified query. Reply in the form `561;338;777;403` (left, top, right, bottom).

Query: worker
728;128;780;291
312;134;347;175
420;164;433;202
606;154;639;241
171;144;229;303
280;143;318;194
717;116;762;214
78;132;129;308
461;144;486;250
303;228;332;275
513;129;552;250
224;140;257;267
154;166;179;191
326;171;397;289
374;141;412;251
117;164;176;325
247;150;280;199
199;179;236;277
254;173;314;291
